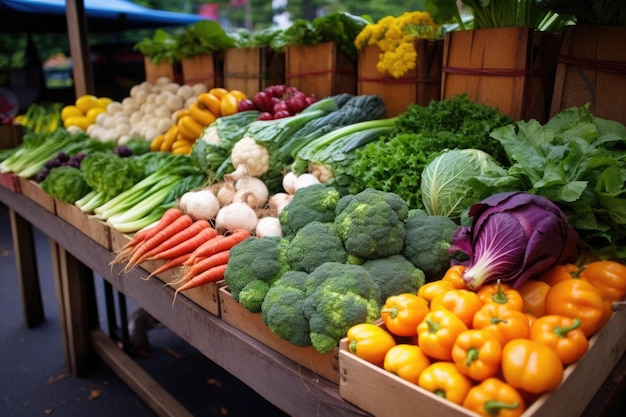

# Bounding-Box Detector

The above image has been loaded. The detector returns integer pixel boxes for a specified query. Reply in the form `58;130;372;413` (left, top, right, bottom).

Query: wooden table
1;182;625;417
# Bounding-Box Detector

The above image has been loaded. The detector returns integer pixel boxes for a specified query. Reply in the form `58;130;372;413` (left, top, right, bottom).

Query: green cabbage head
421;149;506;220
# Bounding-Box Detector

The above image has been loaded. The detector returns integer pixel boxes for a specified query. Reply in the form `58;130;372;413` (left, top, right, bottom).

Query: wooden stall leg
49;239;71;369
8;207;44;328
58;246;98;375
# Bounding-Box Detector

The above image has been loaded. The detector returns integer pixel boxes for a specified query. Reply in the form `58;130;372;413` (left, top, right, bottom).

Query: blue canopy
0;0;207;32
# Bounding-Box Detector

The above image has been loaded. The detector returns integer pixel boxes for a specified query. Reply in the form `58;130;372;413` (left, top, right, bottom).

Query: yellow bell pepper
451;329;502;382
476;279;524;312
463;378;526;417
347;323;396;367
417;308;467;361
189;102;217;126
383;344;430;384
418;362;472;405
430;289;484;328
380;293;429;337
177;115;204;141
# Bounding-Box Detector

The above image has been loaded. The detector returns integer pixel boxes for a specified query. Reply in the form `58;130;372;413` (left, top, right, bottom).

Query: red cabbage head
449;191;579;290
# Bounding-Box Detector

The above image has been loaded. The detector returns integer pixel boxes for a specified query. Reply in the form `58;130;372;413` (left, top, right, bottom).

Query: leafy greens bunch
348;94;513;209
475;104;626;261
271;12;371;61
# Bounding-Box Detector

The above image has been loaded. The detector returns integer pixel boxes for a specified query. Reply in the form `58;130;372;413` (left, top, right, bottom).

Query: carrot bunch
110;207;251;299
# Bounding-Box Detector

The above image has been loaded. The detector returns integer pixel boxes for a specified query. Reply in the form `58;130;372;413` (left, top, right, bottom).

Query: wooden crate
0;173;20;192
286;42;356;98
441;27;560;123
181;53;219;87
56;201;111;249
223;47;285;98
144;57;182;84
109;229;224;316
339;305;626;417
358;40;443;118
18;177;55;213
550;25;626;125
0;124;23;150
219;286;340;384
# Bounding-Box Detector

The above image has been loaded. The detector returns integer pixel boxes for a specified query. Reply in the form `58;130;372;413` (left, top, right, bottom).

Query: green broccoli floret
302;262;380;354
224;236;291;312
261;270;312;347
334;188;409;259
286;221;348;272
361;254;426;305
40;166;91;203
279;183;341;239
402;211;462;281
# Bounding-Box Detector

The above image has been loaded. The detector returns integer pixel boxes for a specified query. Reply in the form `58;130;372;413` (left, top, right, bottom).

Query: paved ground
0;202;289;417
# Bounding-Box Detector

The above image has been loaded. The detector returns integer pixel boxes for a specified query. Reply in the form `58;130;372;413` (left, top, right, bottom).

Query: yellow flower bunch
355;11;441;78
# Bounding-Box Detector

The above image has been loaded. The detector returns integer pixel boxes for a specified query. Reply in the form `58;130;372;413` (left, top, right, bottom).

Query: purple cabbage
449;191;580;290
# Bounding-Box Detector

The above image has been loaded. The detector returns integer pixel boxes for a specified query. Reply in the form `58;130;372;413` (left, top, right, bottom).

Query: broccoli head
224;236;291;312
402;211;462;281
286;221;348;272
302;262;380;354
334;188;408;259
261;270;312;347
279;183;341;239
361;254;426;305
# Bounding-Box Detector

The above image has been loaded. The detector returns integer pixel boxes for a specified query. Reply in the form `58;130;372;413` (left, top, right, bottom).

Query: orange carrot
143;219;214;261
186;229;251;265
174;250;230;285
143;252;193;281
124;214;194;271
147;225;218;262
173;264;228;302
111;208;183;265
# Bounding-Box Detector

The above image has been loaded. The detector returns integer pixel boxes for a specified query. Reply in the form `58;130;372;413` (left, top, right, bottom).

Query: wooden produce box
286;42;356;98
181;53;221;88
223;47;285;98
55;201;111;249
441;27;561;123
109;229;223;316
339;305;626;417
358;40;443;118
550;25;626;126
144;57;182;84
219;286;340;384
0;124;23;150
18;177;55;213
0;173;21;193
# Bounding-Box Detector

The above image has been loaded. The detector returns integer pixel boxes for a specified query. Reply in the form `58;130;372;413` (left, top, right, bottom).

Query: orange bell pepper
451;329;502;382
472;303;530;345
383;344;431;384
530;315;589;365
463;378;526;417
501;339;564;394
477;279;524;312
430;289;484;328
417;308;468;361
517;279;551;316
418;362;473;405
347;323;396;367
220;92;241;116
579;260;626;302
441;265;468;289
417;280;455;303
545;278;613;337
380;293;429;337
536;263;578;286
